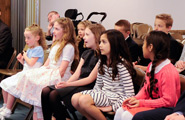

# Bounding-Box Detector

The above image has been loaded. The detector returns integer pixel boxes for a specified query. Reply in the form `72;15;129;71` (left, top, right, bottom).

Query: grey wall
40;0;185;32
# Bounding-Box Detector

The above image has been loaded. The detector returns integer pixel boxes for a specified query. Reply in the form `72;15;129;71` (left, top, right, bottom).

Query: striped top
94;60;135;111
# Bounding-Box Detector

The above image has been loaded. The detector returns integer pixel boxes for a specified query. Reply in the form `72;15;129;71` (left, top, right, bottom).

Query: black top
168;34;183;64
49;49;99;112
126;36;139;62
0;20;13;68
79;49;98;79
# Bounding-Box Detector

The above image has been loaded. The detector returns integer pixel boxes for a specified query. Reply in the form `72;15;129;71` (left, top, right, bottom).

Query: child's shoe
0;108;11;118
0;104;6;112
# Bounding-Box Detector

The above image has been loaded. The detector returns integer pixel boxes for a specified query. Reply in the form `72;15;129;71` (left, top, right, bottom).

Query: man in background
45;11;60;41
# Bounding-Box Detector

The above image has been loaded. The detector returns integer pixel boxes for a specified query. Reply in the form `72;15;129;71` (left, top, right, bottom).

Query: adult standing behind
45;11;60;41
0;8;13;69
115;19;139;62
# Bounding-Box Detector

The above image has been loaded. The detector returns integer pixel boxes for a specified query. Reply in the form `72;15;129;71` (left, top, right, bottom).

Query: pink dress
7;43;74;107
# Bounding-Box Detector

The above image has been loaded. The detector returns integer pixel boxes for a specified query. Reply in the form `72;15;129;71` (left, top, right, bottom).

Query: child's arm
23;51;39;67
59;60;70;77
67;58;84;82
55;62;98;88
58;44;75;78
17;53;24;65
55;57;84;88
43;58;50;66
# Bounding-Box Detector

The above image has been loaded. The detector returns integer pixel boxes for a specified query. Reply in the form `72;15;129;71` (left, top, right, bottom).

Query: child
41;23;105;120
0;17;78;120
76;20;92;57
135;13;183;71
114;31;181;120
0;23;47;118
72;29;136;120
114;19;139;62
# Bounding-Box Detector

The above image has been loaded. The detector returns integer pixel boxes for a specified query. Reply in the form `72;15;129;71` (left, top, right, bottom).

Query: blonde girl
0;18;78;120
76;20;92;57
0;24;47;118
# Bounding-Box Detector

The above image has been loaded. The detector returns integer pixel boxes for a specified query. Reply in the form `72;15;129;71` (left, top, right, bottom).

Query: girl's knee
71;93;81;107
41;86;50;97
78;95;93;108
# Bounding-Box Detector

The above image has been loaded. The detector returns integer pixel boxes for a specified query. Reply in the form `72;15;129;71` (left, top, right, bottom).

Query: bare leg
33;112;37;120
2;90;8;104
72;93;95;120
6;94;15;109
79;95;106;120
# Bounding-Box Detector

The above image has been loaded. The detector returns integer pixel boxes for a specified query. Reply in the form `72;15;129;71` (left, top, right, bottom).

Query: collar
149;59;170;73
125;36;129;41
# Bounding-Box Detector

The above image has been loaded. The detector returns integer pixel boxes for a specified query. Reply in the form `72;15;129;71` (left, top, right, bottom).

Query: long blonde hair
25;24;48;50
51;17;79;63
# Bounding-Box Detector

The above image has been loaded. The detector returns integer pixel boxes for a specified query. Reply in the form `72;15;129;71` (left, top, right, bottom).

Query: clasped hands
122;97;139;108
55;81;68;89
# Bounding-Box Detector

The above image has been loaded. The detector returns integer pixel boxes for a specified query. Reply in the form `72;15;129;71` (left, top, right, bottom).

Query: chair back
6;48;17;69
133;67;145;94
180;74;185;94
131;23;153;46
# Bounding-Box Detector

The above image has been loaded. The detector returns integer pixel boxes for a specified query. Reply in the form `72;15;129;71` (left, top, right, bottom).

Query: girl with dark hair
114;31;181;120
72;29;136;120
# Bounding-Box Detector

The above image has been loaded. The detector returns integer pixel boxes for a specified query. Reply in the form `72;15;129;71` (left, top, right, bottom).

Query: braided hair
145;31;170;99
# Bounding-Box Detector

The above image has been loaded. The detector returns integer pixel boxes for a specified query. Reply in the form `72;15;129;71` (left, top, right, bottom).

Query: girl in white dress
0;24;47;118
0;18;78;120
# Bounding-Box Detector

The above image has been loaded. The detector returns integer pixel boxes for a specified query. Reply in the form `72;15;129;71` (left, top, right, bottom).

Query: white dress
0;46;44;96
1;43;74;107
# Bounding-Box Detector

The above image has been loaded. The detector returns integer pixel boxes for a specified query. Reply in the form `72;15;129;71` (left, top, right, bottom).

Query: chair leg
25;106;33;120
71;111;79;120
11;99;18;114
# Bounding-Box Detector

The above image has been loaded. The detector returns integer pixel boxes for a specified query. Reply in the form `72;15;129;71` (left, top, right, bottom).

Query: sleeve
170;40;183;64
112;64;135;111
135;63;152;100
81;49;91;60
61;44;74;61
179;45;185;61
0;26;12;55
138;68;180;108
28;46;44;58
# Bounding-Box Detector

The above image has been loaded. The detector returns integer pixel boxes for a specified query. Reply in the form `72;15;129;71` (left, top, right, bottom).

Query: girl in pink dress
114;31;181;120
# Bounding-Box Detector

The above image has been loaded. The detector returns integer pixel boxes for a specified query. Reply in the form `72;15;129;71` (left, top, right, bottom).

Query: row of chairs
1;47;185;120
0;47;33;120
130;22;185;46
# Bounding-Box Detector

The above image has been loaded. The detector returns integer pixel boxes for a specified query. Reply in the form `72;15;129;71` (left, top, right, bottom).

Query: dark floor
0;98;112;120
0;100;29;120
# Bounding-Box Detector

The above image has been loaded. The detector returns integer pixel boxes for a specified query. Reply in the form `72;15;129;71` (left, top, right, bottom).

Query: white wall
40;0;185;32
